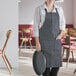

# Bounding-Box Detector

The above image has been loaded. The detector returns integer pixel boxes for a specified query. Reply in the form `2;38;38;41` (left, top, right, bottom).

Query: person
33;0;66;76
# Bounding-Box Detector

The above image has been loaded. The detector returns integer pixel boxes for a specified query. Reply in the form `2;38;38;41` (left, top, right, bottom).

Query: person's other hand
36;42;41;52
56;34;62;40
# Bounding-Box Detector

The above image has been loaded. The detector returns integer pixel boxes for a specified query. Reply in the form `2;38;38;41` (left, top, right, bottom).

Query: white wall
73;0;76;28
0;0;18;67
59;0;73;24
19;0;73;24
19;0;44;24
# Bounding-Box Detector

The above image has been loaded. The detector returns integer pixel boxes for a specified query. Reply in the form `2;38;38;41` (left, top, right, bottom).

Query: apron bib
39;8;62;67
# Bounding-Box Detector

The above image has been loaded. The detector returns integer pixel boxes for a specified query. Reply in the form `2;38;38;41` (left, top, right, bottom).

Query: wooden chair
0;30;12;74
19;28;33;55
62;28;76;67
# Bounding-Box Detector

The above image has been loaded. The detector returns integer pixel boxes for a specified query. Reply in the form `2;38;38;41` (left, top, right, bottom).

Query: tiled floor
0;49;76;76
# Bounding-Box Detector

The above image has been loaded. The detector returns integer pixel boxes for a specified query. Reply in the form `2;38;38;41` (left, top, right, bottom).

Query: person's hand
36;42;41;52
56;34;62;40
56;30;65;40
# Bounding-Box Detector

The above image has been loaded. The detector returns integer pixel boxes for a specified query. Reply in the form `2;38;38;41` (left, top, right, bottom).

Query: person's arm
33;7;41;51
35;37;41;51
56;7;66;40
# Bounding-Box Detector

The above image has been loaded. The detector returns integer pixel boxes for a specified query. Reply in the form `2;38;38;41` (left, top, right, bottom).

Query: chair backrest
22;28;32;38
65;28;76;45
2;30;12;53
68;28;76;37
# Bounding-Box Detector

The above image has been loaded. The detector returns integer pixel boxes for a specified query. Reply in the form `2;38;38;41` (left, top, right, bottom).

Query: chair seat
20;37;32;41
63;45;76;50
20;38;29;42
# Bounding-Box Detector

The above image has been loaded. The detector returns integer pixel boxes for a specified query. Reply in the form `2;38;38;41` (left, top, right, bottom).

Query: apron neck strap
55;8;58;14
45;8;58;14
45;8;47;13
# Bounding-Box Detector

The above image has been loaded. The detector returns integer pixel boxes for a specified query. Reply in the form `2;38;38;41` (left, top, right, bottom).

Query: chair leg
66;50;70;67
4;54;12;69
29;39;33;51
20;40;24;48
62;47;65;61
71;51;74;61
2;54;12;74
19;40;24;56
